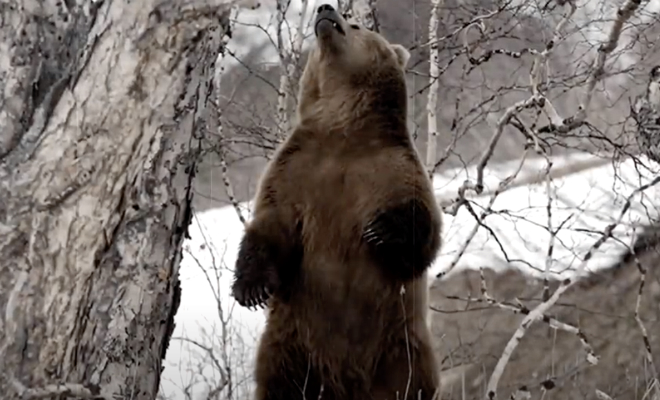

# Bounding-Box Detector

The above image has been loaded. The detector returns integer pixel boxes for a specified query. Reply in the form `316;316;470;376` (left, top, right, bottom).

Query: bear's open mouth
315;17;345;36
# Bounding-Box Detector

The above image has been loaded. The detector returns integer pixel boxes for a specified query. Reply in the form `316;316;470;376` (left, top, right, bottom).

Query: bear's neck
300;82;408;134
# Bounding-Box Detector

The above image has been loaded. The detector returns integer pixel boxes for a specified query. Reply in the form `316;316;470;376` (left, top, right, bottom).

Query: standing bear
231;4;443;400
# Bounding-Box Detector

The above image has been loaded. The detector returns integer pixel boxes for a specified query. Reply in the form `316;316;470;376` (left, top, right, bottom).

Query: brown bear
231;4;443;400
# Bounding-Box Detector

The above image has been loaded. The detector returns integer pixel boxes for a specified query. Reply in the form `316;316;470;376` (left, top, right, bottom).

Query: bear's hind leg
254;336;326;400
371;337;440;400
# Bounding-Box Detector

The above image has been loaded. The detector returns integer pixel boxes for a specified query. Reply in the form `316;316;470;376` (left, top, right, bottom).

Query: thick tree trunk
0;0;243;398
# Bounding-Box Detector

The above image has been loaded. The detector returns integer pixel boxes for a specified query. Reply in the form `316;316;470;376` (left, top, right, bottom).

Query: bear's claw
363;226;386;246
231;230;284;310
363;206;411;247
231;271;279;310
363;198;435;281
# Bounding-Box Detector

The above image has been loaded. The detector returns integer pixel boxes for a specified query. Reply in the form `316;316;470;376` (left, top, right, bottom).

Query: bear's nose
317;4;335;13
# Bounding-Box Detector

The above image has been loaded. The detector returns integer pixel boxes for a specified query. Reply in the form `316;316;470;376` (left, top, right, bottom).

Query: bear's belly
268;265;426;368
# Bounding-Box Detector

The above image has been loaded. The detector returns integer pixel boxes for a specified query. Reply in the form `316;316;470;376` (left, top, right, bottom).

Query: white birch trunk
275;0;291;139
275;0;310;138
0;0;247;398
426;0;441;177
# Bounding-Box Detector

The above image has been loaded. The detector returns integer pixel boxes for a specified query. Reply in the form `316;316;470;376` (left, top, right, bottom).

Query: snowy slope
160;152;660;399
159;207;262;400
432;152;660;280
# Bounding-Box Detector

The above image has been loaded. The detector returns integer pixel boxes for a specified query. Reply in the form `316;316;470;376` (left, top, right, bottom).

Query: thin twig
444;98;539;216
543;157;554;305
485;174;660;400
214;32;247;225
414;2;509;50
628;246;659;382
538;0;644;133
439;150;529;276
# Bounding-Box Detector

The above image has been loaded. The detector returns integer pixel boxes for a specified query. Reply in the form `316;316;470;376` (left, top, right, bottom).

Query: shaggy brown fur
231;4;443;399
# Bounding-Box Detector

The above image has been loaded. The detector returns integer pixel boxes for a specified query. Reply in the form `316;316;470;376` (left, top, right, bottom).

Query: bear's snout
317;4;334;13
315;4;345;38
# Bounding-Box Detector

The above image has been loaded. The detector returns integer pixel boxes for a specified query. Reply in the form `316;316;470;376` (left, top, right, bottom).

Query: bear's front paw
363;199;435;281
231;266;280;310
364;200;423;247
231;233;282;310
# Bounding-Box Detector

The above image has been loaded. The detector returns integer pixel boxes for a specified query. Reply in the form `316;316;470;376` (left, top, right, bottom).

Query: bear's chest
297;150;352;205
290;150;366;250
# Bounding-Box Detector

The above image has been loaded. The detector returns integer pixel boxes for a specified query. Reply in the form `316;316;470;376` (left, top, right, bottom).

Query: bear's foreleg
232;215;302;309
363;198;440;282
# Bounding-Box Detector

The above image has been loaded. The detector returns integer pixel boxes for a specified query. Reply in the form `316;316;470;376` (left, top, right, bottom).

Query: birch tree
0;0;257;398
425;0;441;177
275;0;310;140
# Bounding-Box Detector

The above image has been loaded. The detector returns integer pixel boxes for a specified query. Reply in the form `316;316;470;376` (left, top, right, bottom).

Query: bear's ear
391;44;410;68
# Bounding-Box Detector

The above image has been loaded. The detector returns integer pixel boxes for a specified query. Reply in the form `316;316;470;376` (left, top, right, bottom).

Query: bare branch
530;1;576;127
485;174;660;400
595;389;615;400
214;29;248;226
414;3;509;50
539;0;645;133
576;0;643;121
629;246;659;383
445;0;643;216
440;150;530;275
274;0;310;141
444;97;541;215
542;157;554;305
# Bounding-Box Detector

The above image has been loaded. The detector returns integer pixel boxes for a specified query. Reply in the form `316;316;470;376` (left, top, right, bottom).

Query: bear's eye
349;24;360;30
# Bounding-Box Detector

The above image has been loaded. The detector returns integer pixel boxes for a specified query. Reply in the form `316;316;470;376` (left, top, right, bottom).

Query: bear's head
296;4;411;129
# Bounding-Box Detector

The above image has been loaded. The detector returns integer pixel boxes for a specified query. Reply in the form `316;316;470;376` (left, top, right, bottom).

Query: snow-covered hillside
159;151;660;400
433;152;660;280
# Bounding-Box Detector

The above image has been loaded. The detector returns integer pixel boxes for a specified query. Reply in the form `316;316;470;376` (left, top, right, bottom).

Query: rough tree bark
0;0;253;398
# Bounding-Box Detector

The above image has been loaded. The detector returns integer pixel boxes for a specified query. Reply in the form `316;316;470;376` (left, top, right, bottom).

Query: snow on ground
160;205;261;400
160;152;660;400
432;152;660;280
